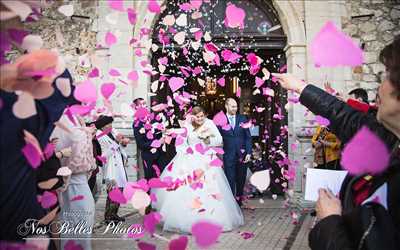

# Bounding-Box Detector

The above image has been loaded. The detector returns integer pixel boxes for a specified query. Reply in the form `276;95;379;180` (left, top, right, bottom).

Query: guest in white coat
94;116;128;222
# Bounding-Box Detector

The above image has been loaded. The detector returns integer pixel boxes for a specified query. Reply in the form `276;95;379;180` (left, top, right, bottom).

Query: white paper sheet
304;168;348;201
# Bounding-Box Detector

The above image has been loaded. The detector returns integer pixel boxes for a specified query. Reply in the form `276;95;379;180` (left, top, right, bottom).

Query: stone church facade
14;0;400;202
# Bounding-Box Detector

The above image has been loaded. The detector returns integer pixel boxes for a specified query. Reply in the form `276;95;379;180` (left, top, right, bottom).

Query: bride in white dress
152;106;244;233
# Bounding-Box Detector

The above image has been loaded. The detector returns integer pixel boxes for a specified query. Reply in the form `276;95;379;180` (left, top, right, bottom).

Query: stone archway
131;0;307;136
130;0;308;194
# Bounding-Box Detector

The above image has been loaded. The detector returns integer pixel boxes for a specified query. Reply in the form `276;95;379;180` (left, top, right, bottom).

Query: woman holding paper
272;36;400;250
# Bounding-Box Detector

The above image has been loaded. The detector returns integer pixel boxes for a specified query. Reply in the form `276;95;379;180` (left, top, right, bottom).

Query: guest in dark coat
272;36;400;250
0;68;76;242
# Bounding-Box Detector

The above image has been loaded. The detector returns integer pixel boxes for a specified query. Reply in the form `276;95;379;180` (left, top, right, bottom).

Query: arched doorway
150;0;288;194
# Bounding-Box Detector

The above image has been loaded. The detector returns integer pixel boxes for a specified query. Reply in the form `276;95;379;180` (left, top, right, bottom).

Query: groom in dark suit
218;98;252;206
132;98;166;181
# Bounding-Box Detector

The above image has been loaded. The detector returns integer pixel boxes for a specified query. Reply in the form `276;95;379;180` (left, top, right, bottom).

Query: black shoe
105;215;125;223
145;205;152;215
114;215;125;222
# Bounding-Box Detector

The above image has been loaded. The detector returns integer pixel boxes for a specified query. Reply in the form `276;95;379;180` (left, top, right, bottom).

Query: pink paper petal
127;8;137;25
213;111;228;127
186;146;194;154
210;157;223;167
7;28;29;45
315;115;330;127
217;76;225;87
143;212;162;235
224;3;245;29
240;231;255;240
58;4;74;17
158;57;168;65
109;68;121;77
71;195;84;202
64;240;83;250
96;127;113;139
12;92;36;119
191;221;222;248
2;0;32;21
128;70;139;81
68;103;95;116
40;191;58;208
148;178;171;188
221;49;242;63
240;120;252;129
310;21;364;67
55;77;72;97
22;143;42;169
168;77;184;92
191;0;203;10
175;136;184;146
150;139;162;148
168;236;188;250
247;53;258;66
137;241;156;250
101;82;116;99
212;147;224;154
127;224;145;239
74;80;97;103
109;187;127;204
195;143;207;155
21;34;43;52
222;124;231;131
133;179;150;193
105;31;117;47
26;237;50;249
255;76;264;88
107;0;124;11
147;0;161;13
341;126;390;175
179;3;191;11
43;143;55;159
123;184;136;201
56;166;72;176
88;67;99;78
130;190;151;209
96;155;107;165
152;164;161;178
250;170;270;191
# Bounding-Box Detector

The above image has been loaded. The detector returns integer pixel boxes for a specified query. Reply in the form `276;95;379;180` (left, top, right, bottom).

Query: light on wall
232;76;239;93
205;77;217;95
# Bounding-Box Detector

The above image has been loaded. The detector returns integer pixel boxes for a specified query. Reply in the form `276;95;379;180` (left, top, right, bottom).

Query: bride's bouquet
197;126;215;140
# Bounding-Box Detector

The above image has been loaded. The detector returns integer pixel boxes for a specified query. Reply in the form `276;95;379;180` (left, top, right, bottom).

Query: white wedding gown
152;118;244;233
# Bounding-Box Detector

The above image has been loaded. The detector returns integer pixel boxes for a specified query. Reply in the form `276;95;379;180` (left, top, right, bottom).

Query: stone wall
8;0;98;82
342;0;400;100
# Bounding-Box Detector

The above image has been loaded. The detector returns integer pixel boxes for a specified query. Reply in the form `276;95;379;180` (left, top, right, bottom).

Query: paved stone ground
91;192;312;250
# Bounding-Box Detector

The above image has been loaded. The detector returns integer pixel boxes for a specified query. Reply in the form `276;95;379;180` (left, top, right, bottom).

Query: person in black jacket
272;36;400;250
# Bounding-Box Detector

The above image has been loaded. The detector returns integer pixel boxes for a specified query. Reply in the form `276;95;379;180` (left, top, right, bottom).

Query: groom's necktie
229;116;235;128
